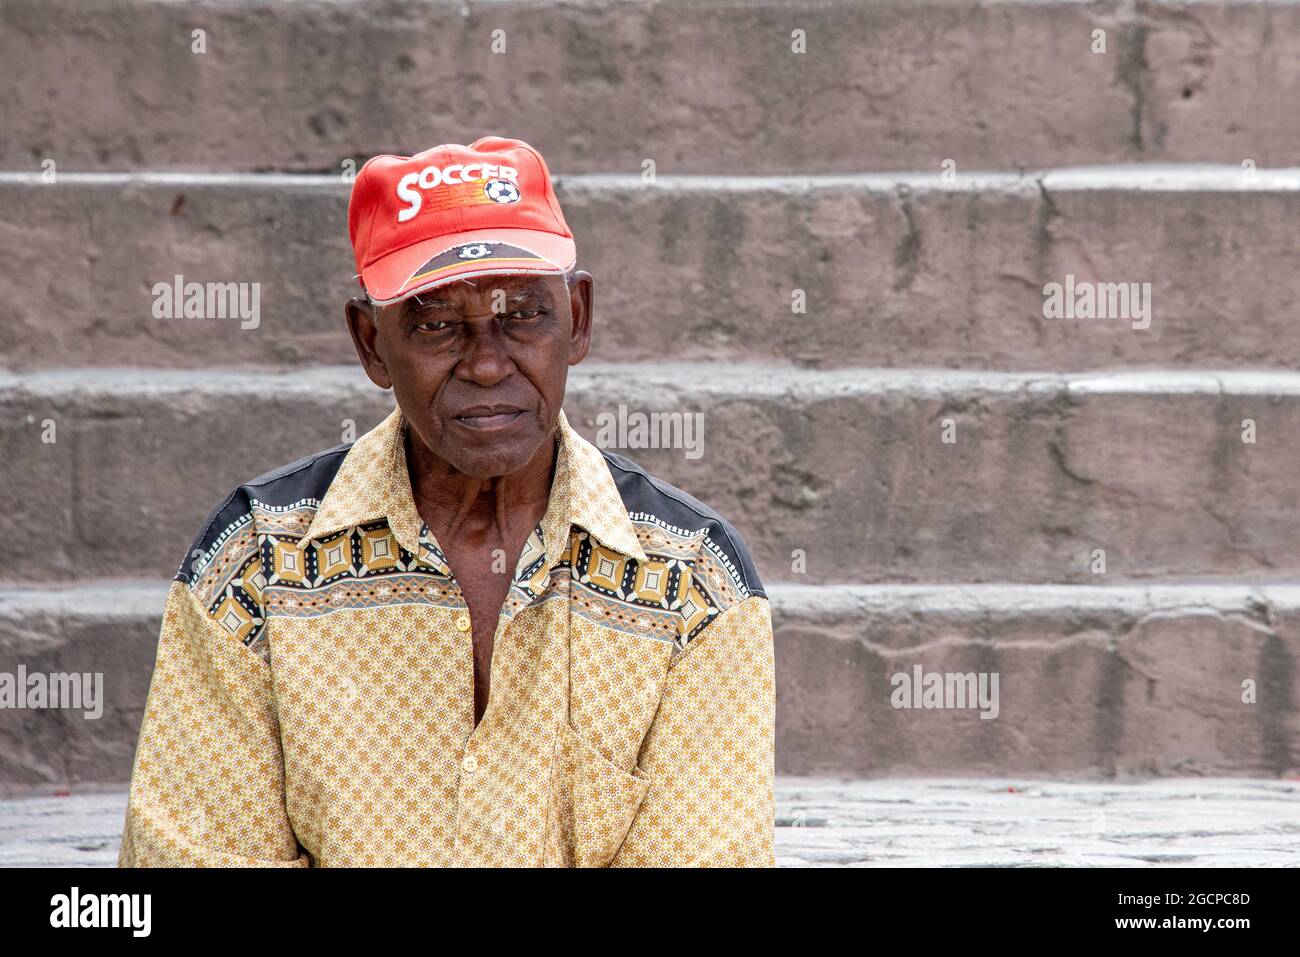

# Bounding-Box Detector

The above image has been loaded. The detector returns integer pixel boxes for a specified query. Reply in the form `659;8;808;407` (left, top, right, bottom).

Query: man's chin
440;422;546;476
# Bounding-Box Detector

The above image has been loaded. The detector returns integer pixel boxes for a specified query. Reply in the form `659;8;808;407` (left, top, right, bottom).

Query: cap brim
360;228;576;305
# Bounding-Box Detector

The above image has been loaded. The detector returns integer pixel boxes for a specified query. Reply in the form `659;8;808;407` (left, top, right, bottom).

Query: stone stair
1;0;1298;793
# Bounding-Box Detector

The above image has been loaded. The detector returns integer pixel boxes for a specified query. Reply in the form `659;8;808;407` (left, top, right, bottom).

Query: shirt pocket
545;719;651;867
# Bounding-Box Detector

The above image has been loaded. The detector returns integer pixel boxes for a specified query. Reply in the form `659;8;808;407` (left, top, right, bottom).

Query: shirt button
461;754;478;774
455;614;471;632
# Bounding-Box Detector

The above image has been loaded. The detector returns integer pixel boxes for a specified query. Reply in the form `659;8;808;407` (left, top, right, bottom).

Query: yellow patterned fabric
119;406;774;867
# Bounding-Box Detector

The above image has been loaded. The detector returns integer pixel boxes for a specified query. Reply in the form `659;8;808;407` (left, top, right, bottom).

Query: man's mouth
452;406;527;431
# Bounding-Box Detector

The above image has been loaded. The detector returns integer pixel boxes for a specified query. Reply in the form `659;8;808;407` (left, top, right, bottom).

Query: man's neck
405;425;559;547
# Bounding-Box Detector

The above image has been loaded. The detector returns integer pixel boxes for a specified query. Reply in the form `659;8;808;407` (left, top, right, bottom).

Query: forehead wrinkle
436;280;550;305
402;280;552;317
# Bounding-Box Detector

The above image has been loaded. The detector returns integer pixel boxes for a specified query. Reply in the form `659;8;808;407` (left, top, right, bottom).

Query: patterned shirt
118;405;775;867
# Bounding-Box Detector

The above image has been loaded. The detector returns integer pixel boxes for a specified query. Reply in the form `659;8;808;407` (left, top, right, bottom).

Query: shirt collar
299;404;648;574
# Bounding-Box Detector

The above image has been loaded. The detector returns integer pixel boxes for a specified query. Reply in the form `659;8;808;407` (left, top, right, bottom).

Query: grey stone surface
1;778;1296;867
0;585;165;793
3;168;1299;371
1;0;1297;832
4;1;1298;172
4;365;1300;584
774;777;1300;867
771;582;1300;779
3;582;1296;787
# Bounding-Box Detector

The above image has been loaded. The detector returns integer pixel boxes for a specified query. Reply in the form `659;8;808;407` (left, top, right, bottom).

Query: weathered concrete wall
3;170;1298;371
0;0;1296;786
3;1;1297;172
2;583;1295;791
2;366;1297;583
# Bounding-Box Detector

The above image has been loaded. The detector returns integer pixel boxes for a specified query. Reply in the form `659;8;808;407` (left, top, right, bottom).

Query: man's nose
453;318;516;383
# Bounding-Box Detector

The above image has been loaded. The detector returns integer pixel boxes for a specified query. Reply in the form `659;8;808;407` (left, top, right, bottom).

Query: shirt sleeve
612;592;776;867
118;578;308;867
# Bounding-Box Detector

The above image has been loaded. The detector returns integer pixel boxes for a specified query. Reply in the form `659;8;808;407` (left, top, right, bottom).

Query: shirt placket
416;518;565;864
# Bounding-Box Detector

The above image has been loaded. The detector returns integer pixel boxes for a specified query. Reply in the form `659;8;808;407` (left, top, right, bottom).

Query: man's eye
508;309;543;320
416;320;451;333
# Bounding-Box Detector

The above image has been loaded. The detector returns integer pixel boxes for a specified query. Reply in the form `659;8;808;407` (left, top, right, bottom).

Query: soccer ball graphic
483;179;521;204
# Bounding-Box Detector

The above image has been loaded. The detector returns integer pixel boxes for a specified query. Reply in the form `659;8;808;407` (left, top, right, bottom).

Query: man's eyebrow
408;283;550;311
500;286;548;304
407;294;455;310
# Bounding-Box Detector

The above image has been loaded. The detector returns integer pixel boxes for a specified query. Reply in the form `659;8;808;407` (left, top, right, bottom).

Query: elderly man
119;136;775;867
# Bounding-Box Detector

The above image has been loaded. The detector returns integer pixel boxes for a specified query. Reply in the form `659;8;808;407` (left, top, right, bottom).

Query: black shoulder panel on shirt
241;443;353;505
175;444;352;585
598;448;766;600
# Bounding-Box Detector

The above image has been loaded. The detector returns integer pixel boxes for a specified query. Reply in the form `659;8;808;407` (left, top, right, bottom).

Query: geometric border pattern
188;514;727;654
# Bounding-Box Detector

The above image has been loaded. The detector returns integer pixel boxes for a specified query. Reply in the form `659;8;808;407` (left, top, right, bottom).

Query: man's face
345;272;593;478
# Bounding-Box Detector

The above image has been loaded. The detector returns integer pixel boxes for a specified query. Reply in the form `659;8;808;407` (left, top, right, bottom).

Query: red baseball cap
348;136;576;305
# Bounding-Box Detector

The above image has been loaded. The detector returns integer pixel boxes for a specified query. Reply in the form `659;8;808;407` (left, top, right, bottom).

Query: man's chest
439;541;516;642
258;568;677;865
439;542;518;722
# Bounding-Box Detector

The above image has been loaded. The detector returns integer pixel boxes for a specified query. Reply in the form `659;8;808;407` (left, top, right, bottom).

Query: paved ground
1;778;1296;867
775;778;1300;867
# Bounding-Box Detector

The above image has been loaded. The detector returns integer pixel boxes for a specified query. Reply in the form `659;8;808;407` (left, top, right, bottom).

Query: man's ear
566;270;594;366
345;296;393;390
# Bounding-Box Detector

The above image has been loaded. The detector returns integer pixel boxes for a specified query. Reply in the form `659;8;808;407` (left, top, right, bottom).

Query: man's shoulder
176;443;353;586
597;448;766;602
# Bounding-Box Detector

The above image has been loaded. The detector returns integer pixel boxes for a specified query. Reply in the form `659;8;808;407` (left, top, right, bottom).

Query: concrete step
771;582;1300;779
4;0;1297;172
1;364;1298;584
3;167;1299;371
0;584;163;796
1;581;1296;791
5;779;1300;867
